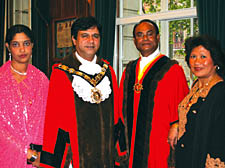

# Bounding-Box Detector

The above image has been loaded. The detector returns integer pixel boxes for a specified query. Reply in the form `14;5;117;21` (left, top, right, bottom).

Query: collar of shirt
139;47;160;72
75;52;101;75
75;51;97;65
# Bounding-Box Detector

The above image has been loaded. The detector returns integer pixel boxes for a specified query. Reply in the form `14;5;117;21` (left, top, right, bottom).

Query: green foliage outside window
142;0;198;84
142;0;198;58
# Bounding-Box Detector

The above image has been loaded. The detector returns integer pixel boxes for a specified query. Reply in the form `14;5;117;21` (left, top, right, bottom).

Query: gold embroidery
205;154;225;168
178;75;223;139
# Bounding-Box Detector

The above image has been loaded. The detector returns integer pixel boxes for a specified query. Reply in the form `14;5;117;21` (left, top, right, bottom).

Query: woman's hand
167;123;178;150
27;148;40;167
32;152;41;167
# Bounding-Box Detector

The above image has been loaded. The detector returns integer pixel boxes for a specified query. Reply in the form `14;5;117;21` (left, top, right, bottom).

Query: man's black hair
71;16;102;40
133;19;159;38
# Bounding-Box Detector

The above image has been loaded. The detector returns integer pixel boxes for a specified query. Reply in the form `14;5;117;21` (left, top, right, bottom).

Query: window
7;0;31;27
114;0;198;84
4;0;31;63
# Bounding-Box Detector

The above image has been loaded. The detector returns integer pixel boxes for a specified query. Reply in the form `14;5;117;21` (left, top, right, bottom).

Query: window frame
114;0;197;80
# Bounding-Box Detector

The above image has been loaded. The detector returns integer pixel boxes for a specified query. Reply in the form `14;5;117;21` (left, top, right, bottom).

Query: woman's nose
19;45;25;52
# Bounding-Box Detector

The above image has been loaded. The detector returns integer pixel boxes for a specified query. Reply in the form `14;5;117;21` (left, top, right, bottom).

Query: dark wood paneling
62;0;76;17
31;0;95;76
49;0;92;19
48;0;59;19
47;0;95;75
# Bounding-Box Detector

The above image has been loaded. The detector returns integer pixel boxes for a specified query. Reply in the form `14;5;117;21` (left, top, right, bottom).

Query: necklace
185;75;223;109
185;80;210;109
10;65;27;76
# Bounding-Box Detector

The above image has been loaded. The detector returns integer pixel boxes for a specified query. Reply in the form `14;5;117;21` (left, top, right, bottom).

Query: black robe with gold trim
176;81;225;168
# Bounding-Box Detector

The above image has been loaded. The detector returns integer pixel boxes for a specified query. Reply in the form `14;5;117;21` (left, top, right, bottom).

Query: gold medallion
91;87;102;104
133;83;143;93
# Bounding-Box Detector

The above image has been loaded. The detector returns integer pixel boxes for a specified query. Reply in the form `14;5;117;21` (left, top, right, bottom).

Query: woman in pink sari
0;24;49;167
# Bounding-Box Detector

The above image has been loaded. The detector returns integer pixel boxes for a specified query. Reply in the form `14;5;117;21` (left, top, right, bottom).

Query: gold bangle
171;123;179;129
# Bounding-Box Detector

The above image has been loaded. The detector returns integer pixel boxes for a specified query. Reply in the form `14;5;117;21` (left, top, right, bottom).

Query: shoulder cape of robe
119;55;189;168
40;53;124;168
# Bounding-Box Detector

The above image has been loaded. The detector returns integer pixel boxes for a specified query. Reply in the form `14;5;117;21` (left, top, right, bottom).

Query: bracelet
171;123;179;129
29;153;38;162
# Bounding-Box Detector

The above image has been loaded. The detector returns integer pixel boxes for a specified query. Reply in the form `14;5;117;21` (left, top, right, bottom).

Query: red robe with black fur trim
119;55;189;168
40;54;124;168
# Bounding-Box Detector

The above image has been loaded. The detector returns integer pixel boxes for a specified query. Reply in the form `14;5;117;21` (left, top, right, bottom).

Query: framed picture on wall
52;17;76;61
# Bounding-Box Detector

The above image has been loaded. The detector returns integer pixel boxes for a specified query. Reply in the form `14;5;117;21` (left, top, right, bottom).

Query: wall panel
47;0;94;75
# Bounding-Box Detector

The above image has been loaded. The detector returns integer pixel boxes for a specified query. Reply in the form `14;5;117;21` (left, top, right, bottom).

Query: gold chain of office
57;63;109;87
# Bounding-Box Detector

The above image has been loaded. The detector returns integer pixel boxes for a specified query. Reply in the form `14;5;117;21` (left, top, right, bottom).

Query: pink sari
0;61;49;167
